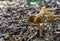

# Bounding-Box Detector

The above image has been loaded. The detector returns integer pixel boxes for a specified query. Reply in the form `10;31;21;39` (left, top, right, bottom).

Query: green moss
27;0;40;2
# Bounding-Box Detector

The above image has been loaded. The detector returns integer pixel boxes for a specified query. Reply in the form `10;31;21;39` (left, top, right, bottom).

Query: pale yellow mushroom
40;7;48;15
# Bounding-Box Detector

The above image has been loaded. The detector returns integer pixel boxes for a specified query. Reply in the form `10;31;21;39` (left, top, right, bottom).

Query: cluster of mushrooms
27;6;56;40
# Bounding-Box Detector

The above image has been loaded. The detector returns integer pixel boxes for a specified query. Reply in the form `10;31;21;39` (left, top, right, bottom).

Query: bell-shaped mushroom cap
48;14;55;22
40;7;48;15
27;15;34;22
34;16;44;23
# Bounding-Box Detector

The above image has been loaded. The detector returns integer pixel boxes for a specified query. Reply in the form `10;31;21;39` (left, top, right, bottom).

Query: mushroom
34;15;44;36
48;14;55;41
48;14;55;22
27;15;34;32
40;6;48;15
38;6;48;36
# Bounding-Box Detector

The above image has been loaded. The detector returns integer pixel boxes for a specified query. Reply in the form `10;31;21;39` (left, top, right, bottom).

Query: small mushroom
27;15;34;32
34;15;44;36
48;14;55;40
48;14;55;22
40;6;48;15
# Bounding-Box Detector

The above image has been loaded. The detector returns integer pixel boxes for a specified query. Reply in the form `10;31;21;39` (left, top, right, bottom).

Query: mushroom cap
40;7;48;15
27;15;34;22
48;14;55;22
34;16;44;23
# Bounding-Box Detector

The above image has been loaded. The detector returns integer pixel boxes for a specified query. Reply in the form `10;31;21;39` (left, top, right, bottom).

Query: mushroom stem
37;23;40;36
50;22;53;41
30;22;32;32
42;14;45;36
37;23;43;36
41;25;44;37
